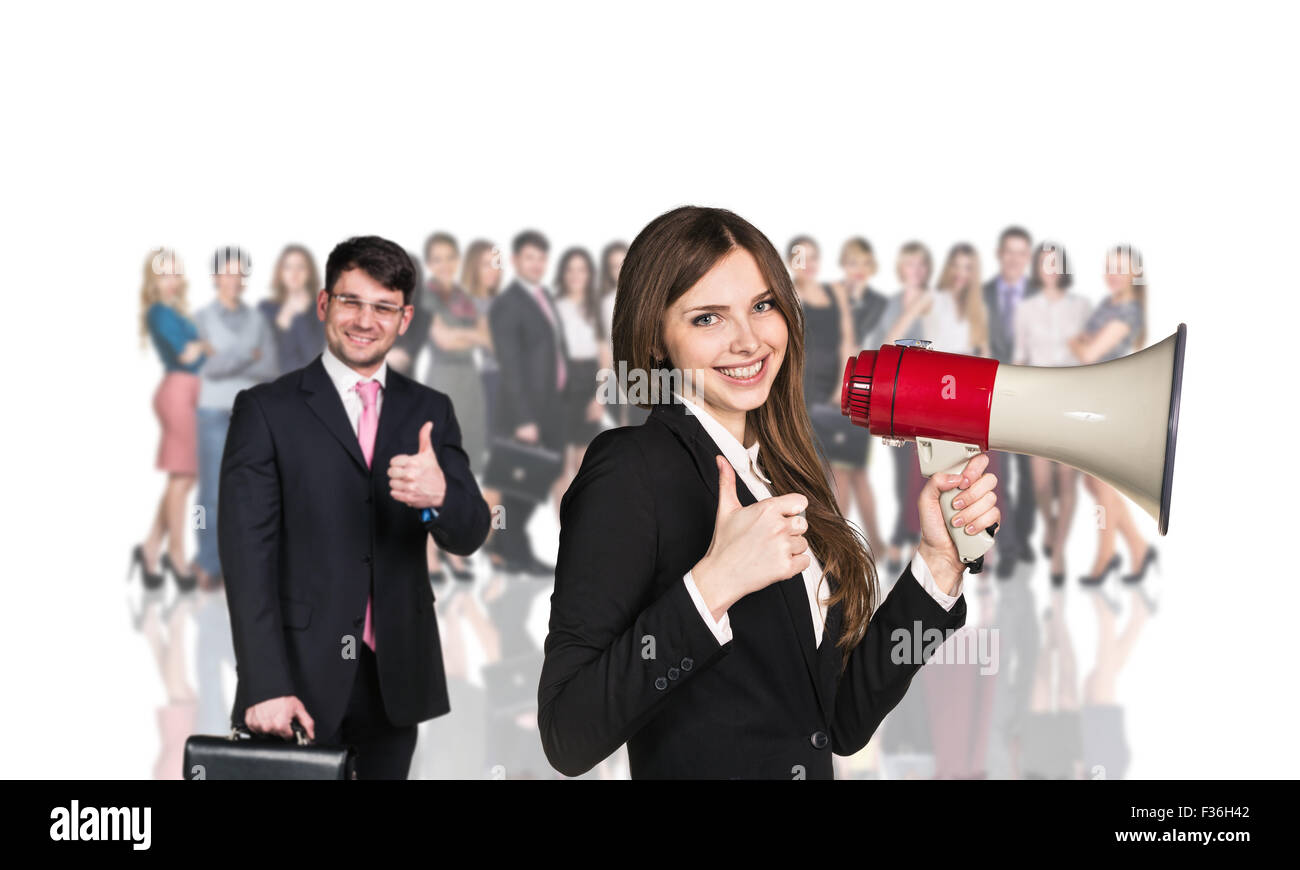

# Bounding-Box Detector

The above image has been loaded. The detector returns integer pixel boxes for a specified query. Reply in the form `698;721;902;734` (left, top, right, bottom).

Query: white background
1;0;1295;777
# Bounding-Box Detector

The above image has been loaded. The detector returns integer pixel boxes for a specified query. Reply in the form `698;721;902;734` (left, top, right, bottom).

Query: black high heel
161;553;198;594
1050;568;1066;588
1122;546;1158;584
1079;553;1121;587
128;544;165;591
127;545;166;630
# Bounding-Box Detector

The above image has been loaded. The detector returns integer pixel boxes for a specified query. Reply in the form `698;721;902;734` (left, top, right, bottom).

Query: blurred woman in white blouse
927;242;990;355
1014;242;1091;584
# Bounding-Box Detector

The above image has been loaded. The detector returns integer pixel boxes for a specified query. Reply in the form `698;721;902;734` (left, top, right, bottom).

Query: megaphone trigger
916;436;998;567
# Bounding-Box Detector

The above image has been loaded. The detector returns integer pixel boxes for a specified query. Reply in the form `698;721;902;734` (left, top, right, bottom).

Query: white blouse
1013;291;1092;367
672;390;962;648
920;289;977;354
555;296;600;361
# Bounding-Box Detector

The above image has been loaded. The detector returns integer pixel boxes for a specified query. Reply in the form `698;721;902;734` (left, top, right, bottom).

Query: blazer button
362;554;372;564
667;667;680;681
810;731;829;750
654;677;668;691
680;657;694;672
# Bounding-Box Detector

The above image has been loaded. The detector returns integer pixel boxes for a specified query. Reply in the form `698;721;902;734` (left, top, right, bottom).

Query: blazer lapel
649;400;829;714
372;369;420;465
301;355;368;474
815;577;844;720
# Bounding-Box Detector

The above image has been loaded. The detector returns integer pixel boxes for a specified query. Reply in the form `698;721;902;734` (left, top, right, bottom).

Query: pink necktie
355;379;381;652
532;285;567;391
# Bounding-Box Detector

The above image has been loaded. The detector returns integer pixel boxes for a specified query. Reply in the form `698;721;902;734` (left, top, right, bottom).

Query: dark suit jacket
218;354;491;738
538;399;968;779
982;276;1038;363
487;280;568;447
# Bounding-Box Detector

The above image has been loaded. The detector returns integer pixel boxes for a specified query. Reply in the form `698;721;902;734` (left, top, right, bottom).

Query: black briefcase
810;402;870;465
484;438;563;503
182;721;358;780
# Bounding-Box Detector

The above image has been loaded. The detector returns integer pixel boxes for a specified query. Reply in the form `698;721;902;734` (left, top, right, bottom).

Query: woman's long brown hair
612;206;878;669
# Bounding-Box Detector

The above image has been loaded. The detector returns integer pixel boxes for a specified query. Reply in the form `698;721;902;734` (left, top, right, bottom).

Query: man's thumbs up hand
389;420;447;509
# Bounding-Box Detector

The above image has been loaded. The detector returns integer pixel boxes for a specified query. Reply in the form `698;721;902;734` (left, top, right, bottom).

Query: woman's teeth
718;359;762;379
348;333;375;345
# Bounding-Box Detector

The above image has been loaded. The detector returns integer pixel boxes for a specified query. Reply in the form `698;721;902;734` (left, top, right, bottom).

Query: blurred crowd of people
130;224;1161;779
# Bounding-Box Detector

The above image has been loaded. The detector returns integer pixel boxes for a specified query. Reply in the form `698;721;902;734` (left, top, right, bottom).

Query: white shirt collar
671;390;771;485
321;342;387;394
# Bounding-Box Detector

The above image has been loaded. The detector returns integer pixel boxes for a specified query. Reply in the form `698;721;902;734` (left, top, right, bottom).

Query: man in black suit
484;229;569;576
981;225;1037;575
218;235;491;779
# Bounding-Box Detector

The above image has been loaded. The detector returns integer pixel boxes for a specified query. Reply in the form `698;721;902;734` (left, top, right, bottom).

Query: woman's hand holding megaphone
916;453;1000;595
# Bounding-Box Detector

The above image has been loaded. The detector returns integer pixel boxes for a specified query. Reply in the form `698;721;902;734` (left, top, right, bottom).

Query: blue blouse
147;302;205;373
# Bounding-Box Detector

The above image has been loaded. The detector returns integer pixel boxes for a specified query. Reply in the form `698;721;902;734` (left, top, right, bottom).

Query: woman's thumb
715;455;741;515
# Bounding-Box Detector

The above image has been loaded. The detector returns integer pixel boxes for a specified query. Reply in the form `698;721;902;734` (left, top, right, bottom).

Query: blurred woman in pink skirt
134;248;210;776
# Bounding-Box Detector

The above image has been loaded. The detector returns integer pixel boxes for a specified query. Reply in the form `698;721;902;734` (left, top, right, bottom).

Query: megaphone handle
915;437;997;567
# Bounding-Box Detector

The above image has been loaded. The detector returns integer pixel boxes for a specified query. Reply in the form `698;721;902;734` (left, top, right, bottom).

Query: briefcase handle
228;718;311;746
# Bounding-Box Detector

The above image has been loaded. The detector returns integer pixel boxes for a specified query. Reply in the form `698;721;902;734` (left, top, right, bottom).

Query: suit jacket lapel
301;355;369;474
815;577;844;720
649;400;829;715
373;369;419;465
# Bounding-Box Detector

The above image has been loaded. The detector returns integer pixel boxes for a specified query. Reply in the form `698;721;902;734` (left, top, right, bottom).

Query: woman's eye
754;298;775;312
693;313;718;326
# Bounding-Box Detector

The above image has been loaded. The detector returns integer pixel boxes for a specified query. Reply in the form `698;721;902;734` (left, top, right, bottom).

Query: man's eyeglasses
329;293;408;322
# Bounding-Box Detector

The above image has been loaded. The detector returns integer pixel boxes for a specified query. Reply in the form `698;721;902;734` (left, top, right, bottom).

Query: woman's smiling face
659;247;788;425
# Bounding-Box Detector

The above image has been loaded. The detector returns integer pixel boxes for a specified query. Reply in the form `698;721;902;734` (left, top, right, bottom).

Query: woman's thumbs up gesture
690;455;811;621
388;420;447;509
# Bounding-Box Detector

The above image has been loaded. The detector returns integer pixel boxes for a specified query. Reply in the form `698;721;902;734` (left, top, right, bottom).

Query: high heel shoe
127;545;166;630
1079;553;1121;587
128;544;165;591
1122;546;1158;584
1123;546;1160;614
1050;567;1066;588
161;553;198;594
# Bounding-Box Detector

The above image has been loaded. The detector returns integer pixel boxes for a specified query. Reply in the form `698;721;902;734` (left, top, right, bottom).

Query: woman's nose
730;317;760;353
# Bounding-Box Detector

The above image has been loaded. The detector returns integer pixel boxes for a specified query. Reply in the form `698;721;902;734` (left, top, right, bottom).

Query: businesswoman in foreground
538;206;1001;779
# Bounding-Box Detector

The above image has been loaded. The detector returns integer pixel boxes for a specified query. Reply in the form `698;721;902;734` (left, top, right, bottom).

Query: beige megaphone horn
841;324;1187;569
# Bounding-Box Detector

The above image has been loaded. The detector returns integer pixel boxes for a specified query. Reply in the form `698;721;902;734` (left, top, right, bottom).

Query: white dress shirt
675;391;962;648
321;342;388;432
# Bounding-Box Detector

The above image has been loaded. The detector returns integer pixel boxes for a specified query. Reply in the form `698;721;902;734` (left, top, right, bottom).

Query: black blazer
538;399;968;779
487;280;568;447
218;354;491;738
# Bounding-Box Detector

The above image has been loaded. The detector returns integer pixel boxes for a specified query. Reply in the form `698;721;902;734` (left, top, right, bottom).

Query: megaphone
840;324;1187;569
